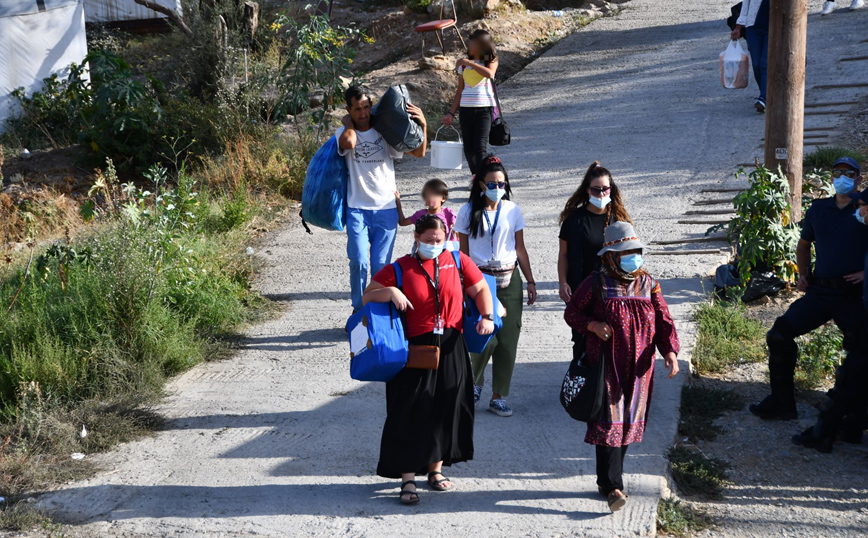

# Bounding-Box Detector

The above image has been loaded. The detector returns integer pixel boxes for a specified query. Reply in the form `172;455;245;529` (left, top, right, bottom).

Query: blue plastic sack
301;136;348;232
346;302;408;382
393;252;501;354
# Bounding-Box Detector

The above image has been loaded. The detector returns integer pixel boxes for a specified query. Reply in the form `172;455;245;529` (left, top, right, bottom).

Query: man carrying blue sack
337;86;428;313
751;157;868;420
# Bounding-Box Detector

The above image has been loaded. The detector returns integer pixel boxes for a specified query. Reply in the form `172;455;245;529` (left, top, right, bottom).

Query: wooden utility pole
763;0;807;222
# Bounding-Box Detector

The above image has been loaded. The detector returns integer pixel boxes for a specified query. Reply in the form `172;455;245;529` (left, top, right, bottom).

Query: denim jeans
744;26;768;101
346;207;399;311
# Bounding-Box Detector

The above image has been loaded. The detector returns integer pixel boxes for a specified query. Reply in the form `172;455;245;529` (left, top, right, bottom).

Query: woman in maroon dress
564;221;680;512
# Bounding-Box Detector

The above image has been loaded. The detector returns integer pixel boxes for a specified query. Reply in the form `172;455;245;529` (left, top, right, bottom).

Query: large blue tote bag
346;302;408;382
452;252;502;353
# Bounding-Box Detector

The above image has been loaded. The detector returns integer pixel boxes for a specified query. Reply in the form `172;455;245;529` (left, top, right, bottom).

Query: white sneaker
850;0;864;10
821;0;838;14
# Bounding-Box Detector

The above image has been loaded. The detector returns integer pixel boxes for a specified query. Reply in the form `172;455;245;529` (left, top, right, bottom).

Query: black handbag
560;272;607;422
489;82;511;146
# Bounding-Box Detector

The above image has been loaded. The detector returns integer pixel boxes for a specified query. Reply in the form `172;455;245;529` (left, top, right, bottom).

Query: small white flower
246;247;255;256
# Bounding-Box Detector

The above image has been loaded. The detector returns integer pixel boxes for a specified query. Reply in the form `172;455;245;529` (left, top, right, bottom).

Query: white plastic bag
719;40;750;89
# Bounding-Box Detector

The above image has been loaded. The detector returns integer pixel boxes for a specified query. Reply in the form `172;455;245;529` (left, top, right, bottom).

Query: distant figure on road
821;0;864;15
750;157;868;421
337;85;428;313
565;221;680;513
730;0;769;113
363;216;495;504
558;161;632;360
456;155;537;418
793;184;868;453
442;29;499;175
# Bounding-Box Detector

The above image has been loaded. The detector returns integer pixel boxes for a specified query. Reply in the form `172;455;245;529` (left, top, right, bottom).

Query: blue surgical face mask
485;186;506;202
855;208;866;225
418;241;444;259
589;195;611;209
834;177;855;195
620;253;644;273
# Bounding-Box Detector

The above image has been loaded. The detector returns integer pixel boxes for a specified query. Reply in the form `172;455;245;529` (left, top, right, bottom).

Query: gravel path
31;1;868;536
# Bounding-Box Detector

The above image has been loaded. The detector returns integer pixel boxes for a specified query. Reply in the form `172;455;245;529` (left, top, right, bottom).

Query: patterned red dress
564;272;680;447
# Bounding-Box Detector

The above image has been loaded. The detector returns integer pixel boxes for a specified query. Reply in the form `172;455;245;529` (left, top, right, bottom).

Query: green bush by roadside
657;498;713;537
692;300;767;375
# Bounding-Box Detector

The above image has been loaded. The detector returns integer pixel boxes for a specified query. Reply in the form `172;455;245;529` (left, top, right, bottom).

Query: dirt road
32;0;867;536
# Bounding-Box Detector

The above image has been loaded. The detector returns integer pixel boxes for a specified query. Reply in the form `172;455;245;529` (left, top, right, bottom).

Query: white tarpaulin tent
83;0;182;23
0;0;89;133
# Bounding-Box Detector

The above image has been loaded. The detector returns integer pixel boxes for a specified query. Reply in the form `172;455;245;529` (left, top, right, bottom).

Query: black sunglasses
832;169;858;179
485;182;507;190
589;186;611;195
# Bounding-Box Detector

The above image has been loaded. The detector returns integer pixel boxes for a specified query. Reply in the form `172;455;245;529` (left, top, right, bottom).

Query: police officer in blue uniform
751;157;868;420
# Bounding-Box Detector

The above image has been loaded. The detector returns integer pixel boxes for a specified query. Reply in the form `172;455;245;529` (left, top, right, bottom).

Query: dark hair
414;214;447;235
559;161;632;225
422;179;449;201
468;29;497;65
344;85;367;108
468;155;512;238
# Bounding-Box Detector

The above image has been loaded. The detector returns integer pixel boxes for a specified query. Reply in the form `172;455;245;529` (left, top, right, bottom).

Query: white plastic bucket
430;126;463;169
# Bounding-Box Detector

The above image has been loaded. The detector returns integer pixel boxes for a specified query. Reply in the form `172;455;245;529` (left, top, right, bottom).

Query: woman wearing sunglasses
455;155;537;417
558;162;632;360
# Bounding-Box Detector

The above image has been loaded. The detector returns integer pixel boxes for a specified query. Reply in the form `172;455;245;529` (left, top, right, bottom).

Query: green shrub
679;384;743;442
804;146;868;173
710;166;800;288
668;446;729;499
0;164;260;412
657;498;713;537
692;300;767;374
796;324;842;390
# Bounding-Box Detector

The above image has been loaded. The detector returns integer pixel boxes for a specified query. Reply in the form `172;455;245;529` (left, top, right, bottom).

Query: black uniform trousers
767;284;865;406
596;445;629;494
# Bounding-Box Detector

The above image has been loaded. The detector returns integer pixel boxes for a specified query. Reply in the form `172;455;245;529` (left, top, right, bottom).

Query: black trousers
596;445;629;494
829;324;868;426
767;285;865;405
459;106;492;175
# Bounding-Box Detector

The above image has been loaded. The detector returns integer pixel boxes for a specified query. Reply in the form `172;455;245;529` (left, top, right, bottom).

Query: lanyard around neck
415;253;440;317
483;201;502;255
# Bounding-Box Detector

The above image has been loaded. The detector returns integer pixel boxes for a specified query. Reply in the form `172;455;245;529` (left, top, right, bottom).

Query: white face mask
589;195;611;209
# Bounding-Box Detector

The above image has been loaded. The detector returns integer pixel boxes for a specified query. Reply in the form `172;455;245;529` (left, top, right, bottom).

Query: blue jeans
744;26;768;101
346;207;399;311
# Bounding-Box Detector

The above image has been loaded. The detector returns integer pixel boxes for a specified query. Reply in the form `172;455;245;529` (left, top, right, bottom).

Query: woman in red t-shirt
363;215;494;505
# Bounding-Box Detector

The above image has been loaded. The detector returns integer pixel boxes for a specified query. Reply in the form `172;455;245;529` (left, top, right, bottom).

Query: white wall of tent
0;0;182;133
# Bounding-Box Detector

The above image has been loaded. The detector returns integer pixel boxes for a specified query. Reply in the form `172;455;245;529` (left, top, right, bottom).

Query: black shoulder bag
489;81;511;147
559;271;607;422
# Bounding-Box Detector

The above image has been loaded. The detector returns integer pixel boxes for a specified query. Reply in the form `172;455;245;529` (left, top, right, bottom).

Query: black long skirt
377;328;475;479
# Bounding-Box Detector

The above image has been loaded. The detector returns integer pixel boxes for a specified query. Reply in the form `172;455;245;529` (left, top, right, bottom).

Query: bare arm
406;103;428;158
442;77;464;126
515;230;536;305
557;239;571;302
458;233;469;256
795;238;812;292
395;192;413;226
457;58;498;80
362;281;414;311
338;115;357;150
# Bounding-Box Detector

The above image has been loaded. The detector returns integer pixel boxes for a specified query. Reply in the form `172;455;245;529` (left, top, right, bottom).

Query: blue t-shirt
801;197;868;279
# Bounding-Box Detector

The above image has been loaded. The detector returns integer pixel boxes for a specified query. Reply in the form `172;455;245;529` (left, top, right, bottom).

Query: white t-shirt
336;126;403;210
454;199;525;267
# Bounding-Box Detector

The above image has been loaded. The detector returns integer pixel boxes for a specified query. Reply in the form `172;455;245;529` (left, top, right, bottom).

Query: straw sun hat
596;221;645;256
